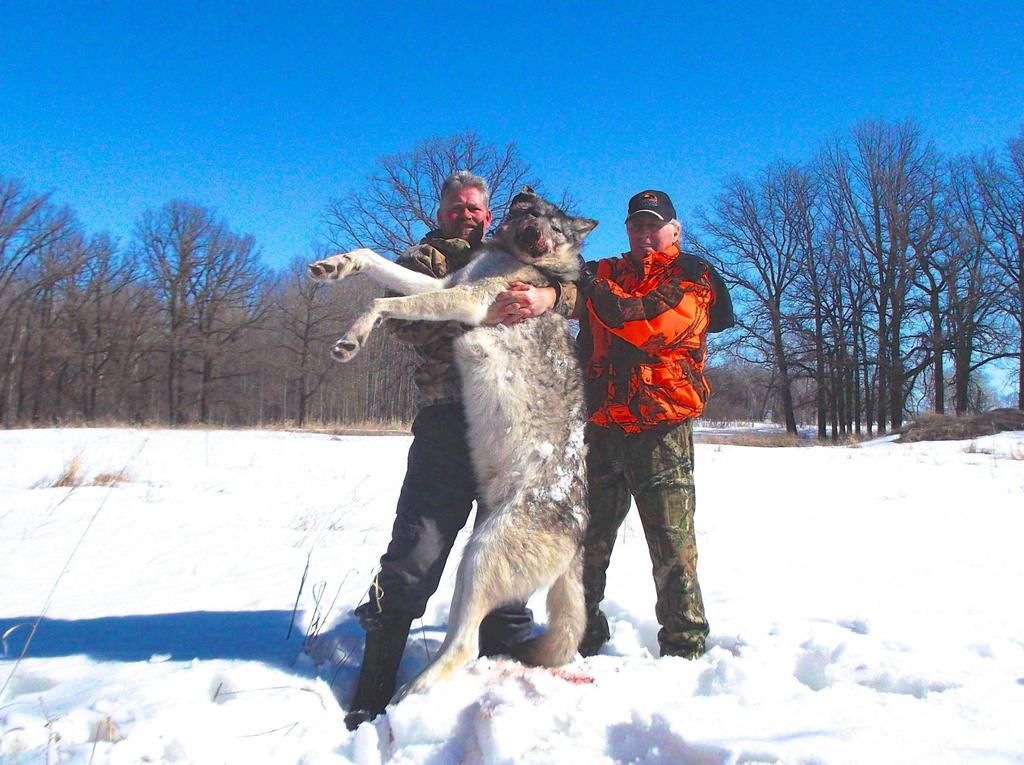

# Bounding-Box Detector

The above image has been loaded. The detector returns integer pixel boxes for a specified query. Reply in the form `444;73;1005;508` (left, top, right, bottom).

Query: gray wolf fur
309;189;597;697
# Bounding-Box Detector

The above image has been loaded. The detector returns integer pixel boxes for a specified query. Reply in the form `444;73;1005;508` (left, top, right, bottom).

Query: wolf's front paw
330;336;360;362
308;252;361;282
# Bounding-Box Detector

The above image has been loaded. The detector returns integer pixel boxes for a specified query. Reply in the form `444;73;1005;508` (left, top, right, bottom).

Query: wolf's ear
508;186;539;213
574;217;599;237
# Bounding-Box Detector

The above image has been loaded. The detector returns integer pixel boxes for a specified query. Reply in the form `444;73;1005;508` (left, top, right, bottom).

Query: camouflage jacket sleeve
551;279;579;319
384;240;469;345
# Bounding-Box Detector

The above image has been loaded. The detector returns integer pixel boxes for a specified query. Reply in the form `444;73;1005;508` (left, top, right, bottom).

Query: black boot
478;605;535;658
344;618;411;731
577;609;610;657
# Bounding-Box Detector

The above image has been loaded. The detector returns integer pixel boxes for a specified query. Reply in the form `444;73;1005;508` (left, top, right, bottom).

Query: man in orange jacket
576;189;733;659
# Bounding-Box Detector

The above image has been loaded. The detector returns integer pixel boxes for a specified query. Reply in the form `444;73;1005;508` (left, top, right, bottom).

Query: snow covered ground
1;426;1022;764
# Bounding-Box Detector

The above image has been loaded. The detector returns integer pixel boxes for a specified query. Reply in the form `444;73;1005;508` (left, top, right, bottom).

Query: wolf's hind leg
512;547;585;667
398;522;529;697
396;561;489;697
331;305;384;362
337;287;497;364
332;288;491;363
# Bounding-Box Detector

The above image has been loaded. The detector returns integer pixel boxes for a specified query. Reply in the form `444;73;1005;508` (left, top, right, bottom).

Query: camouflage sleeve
384;243;467;345
568;260;599;320
551;279;579;319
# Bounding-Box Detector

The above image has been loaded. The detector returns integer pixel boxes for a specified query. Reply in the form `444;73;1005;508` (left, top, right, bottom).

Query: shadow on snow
0;610;303;668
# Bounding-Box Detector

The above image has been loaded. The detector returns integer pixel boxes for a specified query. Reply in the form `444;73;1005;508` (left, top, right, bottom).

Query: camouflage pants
582;420;709;657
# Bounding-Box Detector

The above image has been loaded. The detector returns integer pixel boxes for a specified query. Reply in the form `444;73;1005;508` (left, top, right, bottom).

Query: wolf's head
493;188;598;279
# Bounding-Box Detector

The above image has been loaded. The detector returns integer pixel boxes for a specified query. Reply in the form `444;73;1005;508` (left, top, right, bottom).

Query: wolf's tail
514;548;586;667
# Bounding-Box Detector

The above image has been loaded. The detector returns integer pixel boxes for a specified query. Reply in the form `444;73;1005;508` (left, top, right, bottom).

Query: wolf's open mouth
517;227;549;256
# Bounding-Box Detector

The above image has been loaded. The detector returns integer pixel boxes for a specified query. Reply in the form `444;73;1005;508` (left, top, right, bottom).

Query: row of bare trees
0;135;536;428
0;181;427;428
1;126;1021;430
697;120;1023;437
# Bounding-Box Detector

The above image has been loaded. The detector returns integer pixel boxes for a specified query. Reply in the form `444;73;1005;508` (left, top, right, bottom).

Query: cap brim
625;210;666;222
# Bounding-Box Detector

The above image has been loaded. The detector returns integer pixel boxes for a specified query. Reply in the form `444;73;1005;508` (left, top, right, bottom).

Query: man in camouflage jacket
575;189;733;660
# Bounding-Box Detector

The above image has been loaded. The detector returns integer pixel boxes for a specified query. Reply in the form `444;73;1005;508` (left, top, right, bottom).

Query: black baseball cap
625;190;677;222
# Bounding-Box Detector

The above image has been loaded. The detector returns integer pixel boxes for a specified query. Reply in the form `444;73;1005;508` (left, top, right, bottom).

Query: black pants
355;403;533;654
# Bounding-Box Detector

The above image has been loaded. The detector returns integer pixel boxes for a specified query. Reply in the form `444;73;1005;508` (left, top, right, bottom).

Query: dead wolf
309;189;596;696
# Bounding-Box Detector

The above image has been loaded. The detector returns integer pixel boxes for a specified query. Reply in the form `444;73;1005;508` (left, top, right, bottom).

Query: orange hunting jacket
578;245;718;433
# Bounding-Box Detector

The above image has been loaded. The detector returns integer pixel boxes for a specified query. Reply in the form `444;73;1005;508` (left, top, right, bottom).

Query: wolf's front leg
309;248;444;295
331;302;385;362
307;248;376;283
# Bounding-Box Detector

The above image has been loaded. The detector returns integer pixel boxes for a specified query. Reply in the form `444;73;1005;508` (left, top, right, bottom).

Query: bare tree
794;215;849;439
134;201;267;424
324;132;537;255
906;173;955;414
830;225;872;437
15;233;86;422
703;361;776;422
191;226;268;423
0;178;76;322
940;158;1010;413
0;178;80;424
270;255;355;426
699;163;815;434
134;201;211;424
53;234;139;421
971;130;1024;407
820;120;943;431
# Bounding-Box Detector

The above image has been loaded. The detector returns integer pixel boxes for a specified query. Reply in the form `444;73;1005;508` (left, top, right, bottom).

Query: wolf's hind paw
331;338;359;362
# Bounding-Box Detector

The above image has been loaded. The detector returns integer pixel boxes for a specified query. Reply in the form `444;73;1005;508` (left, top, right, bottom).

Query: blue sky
2;1;1022;270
